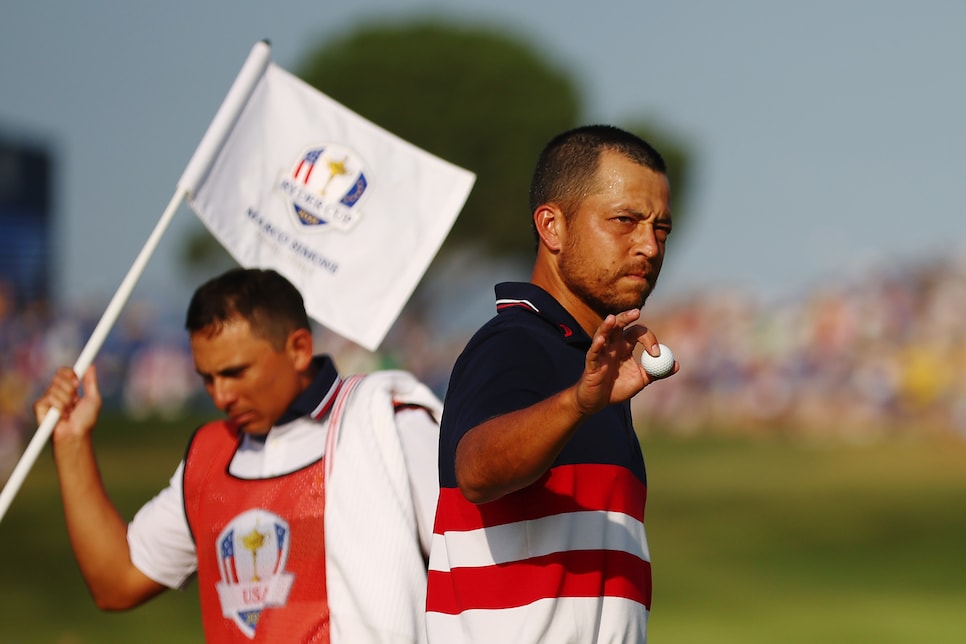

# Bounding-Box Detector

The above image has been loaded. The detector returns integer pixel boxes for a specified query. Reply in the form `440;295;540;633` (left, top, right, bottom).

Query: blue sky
2;0;965;319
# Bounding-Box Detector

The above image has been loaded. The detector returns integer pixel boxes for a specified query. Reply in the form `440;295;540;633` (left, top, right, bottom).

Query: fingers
35;376;69;425
622;316;681;379
622;315;663;358
34;366;100;422
592;309;679;369
595;309;641;342
44;367;80;409
614;308;642;326
624;323;654;350
80;365;101;404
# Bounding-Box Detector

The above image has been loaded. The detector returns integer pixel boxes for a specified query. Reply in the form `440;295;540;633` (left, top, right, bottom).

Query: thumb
80;365;101;403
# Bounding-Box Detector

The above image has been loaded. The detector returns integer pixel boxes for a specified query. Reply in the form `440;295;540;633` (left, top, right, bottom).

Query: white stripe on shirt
429;510;649;572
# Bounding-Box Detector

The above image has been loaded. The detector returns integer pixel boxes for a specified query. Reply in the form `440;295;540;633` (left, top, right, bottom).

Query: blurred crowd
0;291;200;473
633;251;966;441
3;250;965;473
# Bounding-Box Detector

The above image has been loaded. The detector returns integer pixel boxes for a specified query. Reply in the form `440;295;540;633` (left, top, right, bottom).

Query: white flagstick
0;189;185;522
178;40;272;195
0;40;273;524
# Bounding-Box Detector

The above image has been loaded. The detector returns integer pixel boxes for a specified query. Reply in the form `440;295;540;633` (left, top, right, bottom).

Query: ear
533;204;566;252
286;327;315;372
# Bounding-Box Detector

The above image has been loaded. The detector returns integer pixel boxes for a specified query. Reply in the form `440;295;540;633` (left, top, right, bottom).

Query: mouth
624;271;653;286
624;262;652;278
229;410;255;428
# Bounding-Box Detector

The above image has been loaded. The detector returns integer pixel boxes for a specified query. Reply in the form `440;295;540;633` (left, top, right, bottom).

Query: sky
2;0;965;325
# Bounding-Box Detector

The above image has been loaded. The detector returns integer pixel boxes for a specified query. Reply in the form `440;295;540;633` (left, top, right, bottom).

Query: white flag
180;43;475;351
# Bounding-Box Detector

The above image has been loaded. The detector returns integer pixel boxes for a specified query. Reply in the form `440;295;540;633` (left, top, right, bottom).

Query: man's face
190;317;305;435
557;150;672;317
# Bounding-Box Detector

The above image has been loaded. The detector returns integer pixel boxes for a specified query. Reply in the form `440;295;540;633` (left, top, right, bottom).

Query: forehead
190;318;275;369
588;150;671;211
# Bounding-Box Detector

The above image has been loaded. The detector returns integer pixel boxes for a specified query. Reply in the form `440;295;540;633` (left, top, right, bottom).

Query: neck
530;260;602;338
296;355;320;392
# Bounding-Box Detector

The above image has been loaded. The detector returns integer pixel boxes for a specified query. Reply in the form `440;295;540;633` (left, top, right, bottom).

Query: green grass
3;416;965;642
1;413;207;644
643;432;966;643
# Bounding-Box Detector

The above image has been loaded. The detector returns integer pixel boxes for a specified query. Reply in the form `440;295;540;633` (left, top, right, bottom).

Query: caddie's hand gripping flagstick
0;41;273;524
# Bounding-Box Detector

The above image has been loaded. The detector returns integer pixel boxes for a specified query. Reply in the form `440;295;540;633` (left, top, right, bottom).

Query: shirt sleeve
127;461;198;589
441;329;557;462
395;406;440;558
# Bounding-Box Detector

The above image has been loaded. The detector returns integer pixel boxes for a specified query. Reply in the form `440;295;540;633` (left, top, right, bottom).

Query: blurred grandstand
633;249;966;441
3;246;965;477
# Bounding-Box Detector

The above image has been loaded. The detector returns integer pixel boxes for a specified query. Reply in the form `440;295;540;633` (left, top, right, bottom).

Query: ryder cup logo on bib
276;144;369;232
215;508;295;638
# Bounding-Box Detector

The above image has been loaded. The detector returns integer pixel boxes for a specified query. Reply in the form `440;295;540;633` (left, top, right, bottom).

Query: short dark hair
529;125;667;244
185;268;310;350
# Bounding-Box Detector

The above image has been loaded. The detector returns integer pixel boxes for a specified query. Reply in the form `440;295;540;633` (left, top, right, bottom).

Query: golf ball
640;343;675;379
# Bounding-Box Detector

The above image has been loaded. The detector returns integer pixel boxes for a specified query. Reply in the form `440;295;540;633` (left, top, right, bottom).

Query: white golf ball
640;343;675;379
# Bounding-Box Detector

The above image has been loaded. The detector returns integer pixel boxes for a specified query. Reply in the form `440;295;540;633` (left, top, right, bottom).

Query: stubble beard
558;252;655;319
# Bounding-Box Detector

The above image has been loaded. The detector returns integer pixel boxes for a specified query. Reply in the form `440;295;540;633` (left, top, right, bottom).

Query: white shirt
127;369;441;643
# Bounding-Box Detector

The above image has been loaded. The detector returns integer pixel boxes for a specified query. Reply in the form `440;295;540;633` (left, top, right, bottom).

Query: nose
209;377;238;411
635;224;662;259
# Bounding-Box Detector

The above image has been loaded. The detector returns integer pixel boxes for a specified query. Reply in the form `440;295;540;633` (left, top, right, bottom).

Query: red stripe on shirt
434;463;646;533
426;548;651;614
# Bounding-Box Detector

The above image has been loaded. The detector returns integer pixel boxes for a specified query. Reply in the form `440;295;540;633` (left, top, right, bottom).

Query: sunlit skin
190;317;315;435
532;149;672;338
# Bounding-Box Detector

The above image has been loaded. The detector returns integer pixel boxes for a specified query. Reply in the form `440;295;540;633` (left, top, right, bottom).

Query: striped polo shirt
427;282;651;643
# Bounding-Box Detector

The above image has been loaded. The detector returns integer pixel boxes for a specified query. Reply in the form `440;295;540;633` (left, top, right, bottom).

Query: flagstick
0;188;187;523
0;40;273;525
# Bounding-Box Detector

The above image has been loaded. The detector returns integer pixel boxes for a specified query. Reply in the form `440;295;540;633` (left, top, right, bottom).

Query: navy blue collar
274;355;342;426
494;282;590;346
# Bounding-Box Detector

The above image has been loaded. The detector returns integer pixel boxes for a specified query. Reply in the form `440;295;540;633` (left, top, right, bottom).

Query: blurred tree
180;20;692;275
624;119;694;236
295;21;578;258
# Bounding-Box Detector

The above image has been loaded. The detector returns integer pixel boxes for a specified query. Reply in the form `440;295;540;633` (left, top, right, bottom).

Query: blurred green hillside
3;414;965;643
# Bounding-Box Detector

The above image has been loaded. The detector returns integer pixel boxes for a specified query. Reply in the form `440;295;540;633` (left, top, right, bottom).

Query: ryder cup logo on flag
215;508;295;639
180;44;475;352
277;144;369;231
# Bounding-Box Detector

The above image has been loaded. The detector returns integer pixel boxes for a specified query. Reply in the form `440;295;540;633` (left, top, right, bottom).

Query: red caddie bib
183;420;330;643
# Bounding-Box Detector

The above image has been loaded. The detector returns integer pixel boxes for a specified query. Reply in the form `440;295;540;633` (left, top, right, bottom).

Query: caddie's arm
34;366;167;610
